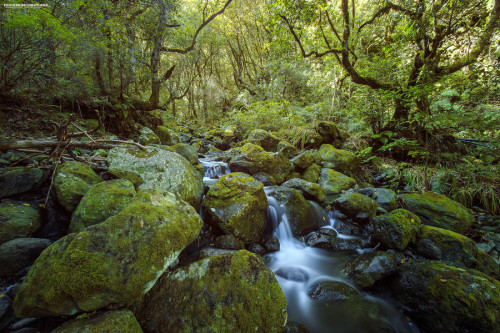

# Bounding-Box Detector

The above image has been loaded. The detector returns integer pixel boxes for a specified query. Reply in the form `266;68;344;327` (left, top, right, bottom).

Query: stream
202;156;420;333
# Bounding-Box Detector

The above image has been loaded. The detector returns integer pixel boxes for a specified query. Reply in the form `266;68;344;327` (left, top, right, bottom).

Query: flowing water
263;192;420;333
199;157;230;185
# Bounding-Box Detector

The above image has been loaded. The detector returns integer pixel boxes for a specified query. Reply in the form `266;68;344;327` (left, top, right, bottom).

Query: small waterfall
199;157;230;185
263;191;419;333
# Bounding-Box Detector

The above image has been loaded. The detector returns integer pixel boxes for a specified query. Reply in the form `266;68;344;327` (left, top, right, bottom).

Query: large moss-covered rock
135;250;287;333
359;188;397;212
291;150;320;170
53;162;101;212
228;143;293;184
302;130;323;149
137;127;160;145
107;147;203;208
69;179;136;233
418;225;499;277
333;192;378;221
52;309;143;333
266;187;319;237
0;201;41;245
0;238;51;277
318;144;359;175
318;168;356;202
155;126;180;146
0;167;49;199
393;259;500;333
342;251;398;288
172;143;198;165
202;173;267;245
399;192;474;234
13;190;203;318
281;178;326;203
247;129;281;152
371;209;421;251
315;121;345;148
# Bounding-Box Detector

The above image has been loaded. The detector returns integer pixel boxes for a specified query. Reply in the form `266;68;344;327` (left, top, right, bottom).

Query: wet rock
155;126;180;146
53;161;101;212
308;281;362;302
418;225;499;277
302;163;321;183
0;167;49;199
228;143;293;184
199;247;236;259
0;238;51;277
342;251;398;288
247;129;281;152
277;141;297;158
370;209;421;251
275;267;310;282
69;179;136;232
393;259;500;333
358;188;397;212
0;292;11;319
306;232;365;251
260;234;280;253
135;250;287;333
253;172;276;186
13;190;203;317
247;243;265;255
202;173;267;245
107;147;203;208
416;238;441;259
284;321;310;333
266;187;319;237
281;178;326;203
0;201;41;245
318;144;360;176
137;127;160;145
214;234;245;250
172;143;198;165
333;192;378;221
51;309;143;333
399;192;474;234
476;242;494;253
318;168;356;202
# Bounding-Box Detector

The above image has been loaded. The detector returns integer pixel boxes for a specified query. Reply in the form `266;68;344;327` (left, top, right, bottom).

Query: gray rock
0;201;41;245
342;251;398;288
0;238;52;277
0;168;49;199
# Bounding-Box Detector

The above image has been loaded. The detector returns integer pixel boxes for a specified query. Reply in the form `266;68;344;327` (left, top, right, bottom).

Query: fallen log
0;139;147;151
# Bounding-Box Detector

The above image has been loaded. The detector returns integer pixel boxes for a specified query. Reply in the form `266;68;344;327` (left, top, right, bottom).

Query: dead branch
1;139;147;151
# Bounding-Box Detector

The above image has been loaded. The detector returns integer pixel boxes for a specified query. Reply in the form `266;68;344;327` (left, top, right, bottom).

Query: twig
45;139;72;206
94;139;147;150
70;121;96;143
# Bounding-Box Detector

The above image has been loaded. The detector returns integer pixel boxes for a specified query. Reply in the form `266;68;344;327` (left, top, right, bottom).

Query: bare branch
358;2;413;34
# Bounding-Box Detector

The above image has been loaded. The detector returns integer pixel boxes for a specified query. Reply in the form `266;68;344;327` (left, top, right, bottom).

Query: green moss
0;201;41;245
333;192;378;220
372;209;421;251
302;163;321;183
318;144;359;175
52;309;143;333
136;250;287;333
318;168;356;199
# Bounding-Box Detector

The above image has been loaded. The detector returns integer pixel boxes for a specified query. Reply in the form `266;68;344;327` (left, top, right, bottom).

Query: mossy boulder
318;144;360;175
281;178;326;203
418;225;499;277
69;179;137;233
318;168;356;203
228;143;293;184
172;143;198;165
333;192;378;221
13;190;203;317
202;173;267;245
52;309;143;333
0;167;49;199
306;230;365;251
266;187;319;237
370;209;421;251
291;150;321;170
302;163;321;183
0;201;41;245
137;127;160;145
393;259;500;333
277;140;297;158
107;147;203;208
155;126;180;146
359;188;397;212
342;251;398;289
308;280;363;303
399;192;474;234
135;250;287;333
247;129;281;152
53;161;101;212
302;130;323;149
0;238;52;277
315;121;345;148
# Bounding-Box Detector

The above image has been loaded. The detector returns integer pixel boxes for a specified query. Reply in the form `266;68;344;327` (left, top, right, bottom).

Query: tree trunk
95;54;107;95
392;97;409;121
